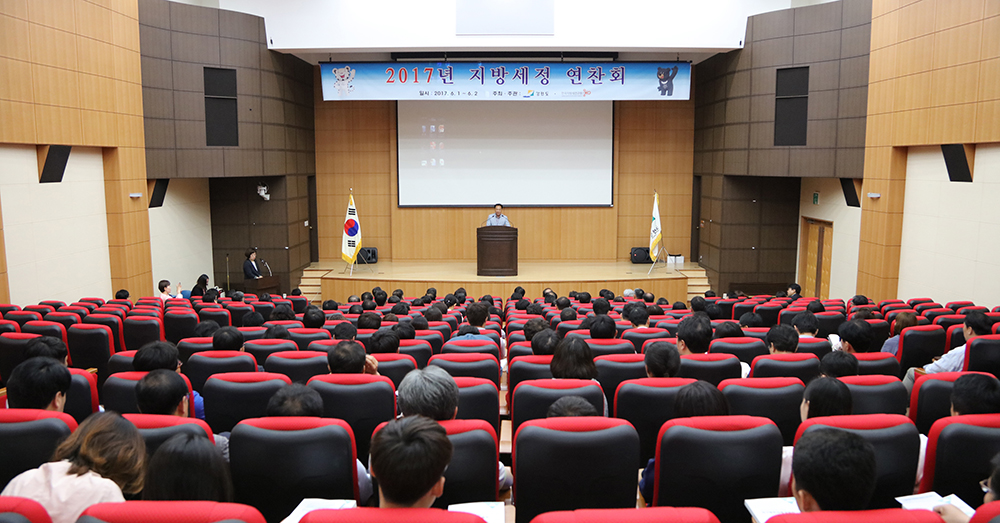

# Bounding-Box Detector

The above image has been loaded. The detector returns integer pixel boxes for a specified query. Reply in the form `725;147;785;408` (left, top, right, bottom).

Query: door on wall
799;218;833;300
307;176;319;263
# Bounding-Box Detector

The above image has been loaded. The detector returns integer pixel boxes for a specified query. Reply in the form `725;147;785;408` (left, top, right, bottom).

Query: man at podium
485;203;513;227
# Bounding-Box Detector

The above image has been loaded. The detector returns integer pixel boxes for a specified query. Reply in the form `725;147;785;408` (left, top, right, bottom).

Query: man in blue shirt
902;311;993;394
485;203;512;227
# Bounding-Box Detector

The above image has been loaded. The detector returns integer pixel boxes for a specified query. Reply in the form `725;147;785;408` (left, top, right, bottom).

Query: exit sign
812;192;820;205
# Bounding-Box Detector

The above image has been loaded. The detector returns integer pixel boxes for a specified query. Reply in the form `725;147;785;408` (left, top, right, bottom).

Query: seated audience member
591;298;611;316
657;298;670;307
390;303;409;316
547;395;599;417
347;295;361;303
786;284;802;301
263;324;291;340
0;412;145;523
791;429;876;512
193;320;220;338
382;313;399;323
369;416;453;508
523;318;549;342
159;279;180;301
633;288;644;300
135;370;229;460
676;315;712;355
622;289;635;299
551;337;598;381
589;315;617;340
690;296;706;312
396;367;513;491
392;322;415;340
25;337;68;365
348;304;364;315
333;322;358;340
775;291;788;298
213;326;245;352
643;292;655;303
559;308;577;323
555;297;571;310
704;304;724;320
375;291;389;307
452;325;491;342
818;351;859;378
241;312;264;327
837;320;873;353
201;289;218;304
6;357;70;411
806;301;825;314
134;341;205;419
362;300;378;312
230;291;244;303
639;380;729;502
933;452;1000;523
778;377;854;495
270;304;296;321
358;312;382;330
672;302;687;311
328;340;379;375
739;312;763;328
525;303;545;316
321;300;338;311
192;275;211;297
850;295;870;307
465;302;490;328
302;306;326;329
423;307;443;322
369;330;400;354
629;307;650;328
902;311;994;394
647;304;664;317
644;341;680;378
793;312;819;338
142;432;233;501
531;329;559;356
767;325;799;354
853;309;875;320
713;322;744;339
880;311;917;356
410;316;429;331
576;292;592;305
115;289;130;301
951;373;1000;415
266;384;372;502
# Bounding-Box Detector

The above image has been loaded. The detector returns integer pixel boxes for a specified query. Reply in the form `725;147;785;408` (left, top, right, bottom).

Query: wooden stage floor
316;260;699;303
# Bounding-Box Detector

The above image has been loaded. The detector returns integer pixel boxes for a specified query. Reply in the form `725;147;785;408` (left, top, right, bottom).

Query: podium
244;275;280;295
477;227;518;276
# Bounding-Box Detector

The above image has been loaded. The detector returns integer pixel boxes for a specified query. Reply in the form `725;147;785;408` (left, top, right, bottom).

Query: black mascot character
657;66;679;96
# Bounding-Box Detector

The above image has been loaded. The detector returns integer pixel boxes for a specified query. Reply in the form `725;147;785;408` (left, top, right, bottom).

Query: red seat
431;419;499;508
652;415;782;522
506;355;554;405
0;319;20;334
243;338;297;363
964;334;1000;379
749;353;820;382
369;353;417;388
909;371;991;434
288;327;332;351
82;314;125;353
795;414;920;508
122;316;165;351
441;338;500;362
263;350;329;384
81;501;265;523
621;328;668;352
428;353;501;388
897;325;946;375
920;414;1000;508
67;323;114;387
855;352;901;376
677;353;741;386
719;377;805;445
531;507;720;523
971;501;1000;523
164;309;199;344
306;374;396;463
796;337;833;359
176;336;215;363
4;311;42;328
0;409;78;489
840;375;908;415
123;413;214;455
64;367;99;423
769;508;945;523
0;332;42;385
42;312;80;331
513;417;639;523
202;372;292;433
614;377;696;465
0;497;52;523
709;337;768;365
454;376;500;436
21;321;67;344
300;508;487;523
398;338;433;368
184;350;258;392
946;300;976;312
510;379;604;435
237;325;268;341
584;338;637;356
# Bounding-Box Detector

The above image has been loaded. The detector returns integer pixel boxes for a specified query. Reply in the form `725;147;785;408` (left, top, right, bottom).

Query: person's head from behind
333;322;357;340
392;321;416;340
674;381;729;417
966;311;993;339
523;318;548;342
201;289;218;304
397;366;459;421
713;322;744;339
25;337;68;365
739;312;763;328
374;290;388;306
592;298;610;316
358;311;382;330
115;289;130;300
54;411;146;494
806;301;825;313
271;304;295;321
630;306;650;328
644;341;680;378
348;304;364;315
801;377;852;421
370;330;400;354
411;315;429;331
193;320;220;338
266;384;323;417
303;306;325;329
559;308;577;322
242;311;264;327
676;315;712;354
370;415;453;508
322;300;338;311
767;324;799;354
525;302;544;316
328;340;366;374
264;324;291;339
423;307;443;322
690;296;706;312
212;326;244;352
793;312;819;336
231;291;244;303
142;432;233;502
362;299;377;311
134;341;180;372
589;315;616;339
819;351;859;378
547;395;599;417
6;357;71;411
136;369;188;416
792;428;876;512
531;329;559;356
893;311;918;335
555;297;571;310
951;373;1000;415
465;302;489;327
576;292;592;304
704;304;723;320
550;337;597;379
838;320;873;353
851;295;870;307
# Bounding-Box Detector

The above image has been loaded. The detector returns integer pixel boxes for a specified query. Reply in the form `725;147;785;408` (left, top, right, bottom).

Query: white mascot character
333;66;355;96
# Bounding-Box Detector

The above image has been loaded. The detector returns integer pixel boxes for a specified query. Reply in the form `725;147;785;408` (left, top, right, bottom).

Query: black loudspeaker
358;247;378;264
630;247;652;264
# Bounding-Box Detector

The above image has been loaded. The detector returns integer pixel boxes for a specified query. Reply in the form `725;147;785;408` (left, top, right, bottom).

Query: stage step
679;267;712;303
297;265;334;305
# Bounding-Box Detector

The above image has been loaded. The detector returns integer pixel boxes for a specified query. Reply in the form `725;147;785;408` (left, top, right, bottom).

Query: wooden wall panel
313;73;695;264
860;0;1000;302
0;0;152;299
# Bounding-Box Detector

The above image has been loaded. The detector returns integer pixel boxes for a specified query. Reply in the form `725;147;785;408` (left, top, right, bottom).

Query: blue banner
320;62;690;101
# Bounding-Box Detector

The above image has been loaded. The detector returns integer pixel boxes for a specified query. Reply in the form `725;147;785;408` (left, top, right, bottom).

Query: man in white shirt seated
902;311;993;394
484;203;512;227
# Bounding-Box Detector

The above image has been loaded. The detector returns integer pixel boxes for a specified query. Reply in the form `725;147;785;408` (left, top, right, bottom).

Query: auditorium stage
313;260;701;303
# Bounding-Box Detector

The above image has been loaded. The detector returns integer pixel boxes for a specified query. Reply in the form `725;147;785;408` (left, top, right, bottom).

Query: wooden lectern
477;227;518;276
244;275;280;295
